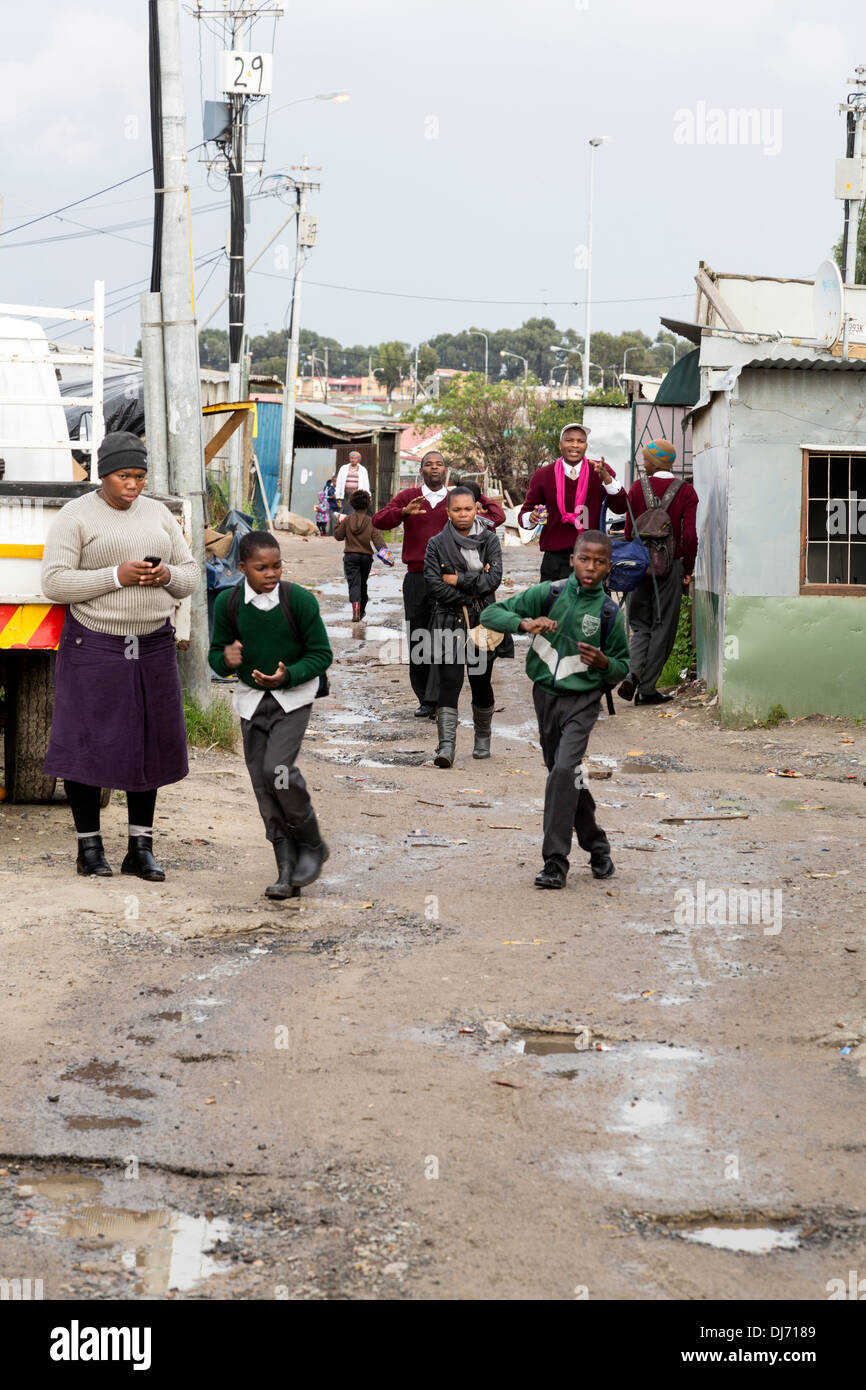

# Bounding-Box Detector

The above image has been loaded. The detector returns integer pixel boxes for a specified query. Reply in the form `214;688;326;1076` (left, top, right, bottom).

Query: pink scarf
554;456;591;530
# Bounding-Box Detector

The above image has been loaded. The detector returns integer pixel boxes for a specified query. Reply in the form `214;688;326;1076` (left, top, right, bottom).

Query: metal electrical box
298;213;318;247
834;157;866;199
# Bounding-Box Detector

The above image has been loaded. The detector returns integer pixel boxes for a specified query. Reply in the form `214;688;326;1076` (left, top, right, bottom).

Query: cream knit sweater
42;490;200;636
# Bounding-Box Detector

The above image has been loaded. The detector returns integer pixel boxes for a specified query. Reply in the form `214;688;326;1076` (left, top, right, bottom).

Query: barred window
801;452;866;593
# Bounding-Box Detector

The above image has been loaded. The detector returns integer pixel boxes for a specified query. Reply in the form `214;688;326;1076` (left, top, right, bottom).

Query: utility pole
226;10;247;511
155;0;210;706
323;344;329;404
583;136;612;397
839;69;866;284
278;158;320;510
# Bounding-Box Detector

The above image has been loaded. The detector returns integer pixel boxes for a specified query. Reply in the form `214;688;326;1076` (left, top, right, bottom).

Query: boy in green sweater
208;532;333;899
480;530;629;890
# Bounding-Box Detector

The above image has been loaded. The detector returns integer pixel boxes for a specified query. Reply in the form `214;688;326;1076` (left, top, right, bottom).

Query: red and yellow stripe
0;603;66;650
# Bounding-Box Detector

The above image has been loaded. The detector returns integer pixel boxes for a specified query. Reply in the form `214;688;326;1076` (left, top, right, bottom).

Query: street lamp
248;92;350;128
622;345;643;378
652;340;676;370
583;135;613;398
469;328;489;382
500;349;528;382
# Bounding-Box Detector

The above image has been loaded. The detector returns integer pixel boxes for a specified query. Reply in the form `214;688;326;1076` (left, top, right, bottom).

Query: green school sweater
480;575;630;695
208;584;332;689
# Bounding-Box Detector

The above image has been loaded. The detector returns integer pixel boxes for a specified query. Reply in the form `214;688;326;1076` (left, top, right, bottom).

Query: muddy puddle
14;1175;234;1295
679;1225;801;1253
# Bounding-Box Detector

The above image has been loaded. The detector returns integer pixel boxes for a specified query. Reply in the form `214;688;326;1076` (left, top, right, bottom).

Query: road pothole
13;1173;234;1294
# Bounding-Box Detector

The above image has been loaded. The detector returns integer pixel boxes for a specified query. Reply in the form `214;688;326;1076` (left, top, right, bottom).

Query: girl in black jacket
422;486;512;767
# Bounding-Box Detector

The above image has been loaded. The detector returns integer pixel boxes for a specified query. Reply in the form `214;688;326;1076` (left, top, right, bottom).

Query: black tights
436;662;495;709
65;781;157;835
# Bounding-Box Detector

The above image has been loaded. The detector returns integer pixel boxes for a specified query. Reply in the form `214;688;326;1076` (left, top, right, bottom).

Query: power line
248;268;693;309
0;143;206;240
1;188;275;251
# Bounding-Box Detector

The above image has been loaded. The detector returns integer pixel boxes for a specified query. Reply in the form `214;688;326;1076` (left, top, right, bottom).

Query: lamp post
622;345;643;378
500;349;528;382
583;135;613;398
469;328;489;382
652;340;676;370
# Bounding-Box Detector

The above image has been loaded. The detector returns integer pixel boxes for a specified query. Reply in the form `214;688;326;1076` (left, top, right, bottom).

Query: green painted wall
721;595;866;723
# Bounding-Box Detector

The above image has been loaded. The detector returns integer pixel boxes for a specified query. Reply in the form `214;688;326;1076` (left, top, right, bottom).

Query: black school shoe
590;852;615;879
635;690;673;705
121;835;165;882
76;835;112;877
618;676;637;701
534;860;567;889
414;703;435;718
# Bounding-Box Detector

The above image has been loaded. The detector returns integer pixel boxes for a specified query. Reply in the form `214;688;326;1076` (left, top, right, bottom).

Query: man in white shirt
518;424;627;580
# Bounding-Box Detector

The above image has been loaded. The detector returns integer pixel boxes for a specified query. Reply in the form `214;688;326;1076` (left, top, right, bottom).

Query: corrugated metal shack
684;265;866;722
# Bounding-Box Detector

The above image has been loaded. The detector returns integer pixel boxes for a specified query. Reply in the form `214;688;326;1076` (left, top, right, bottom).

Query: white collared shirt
421;483;448;505
651;470;674;479
231;579;319;720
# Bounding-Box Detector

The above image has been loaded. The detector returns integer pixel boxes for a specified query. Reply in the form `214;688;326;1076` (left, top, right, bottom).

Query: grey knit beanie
97;432;148;478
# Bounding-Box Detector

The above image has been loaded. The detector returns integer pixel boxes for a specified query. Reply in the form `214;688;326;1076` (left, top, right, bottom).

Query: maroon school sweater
624;474;699;574
372;488;506;573
517;460;627;553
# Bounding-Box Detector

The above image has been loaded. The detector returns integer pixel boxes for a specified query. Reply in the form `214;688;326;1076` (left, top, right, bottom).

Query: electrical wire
248;268;694;309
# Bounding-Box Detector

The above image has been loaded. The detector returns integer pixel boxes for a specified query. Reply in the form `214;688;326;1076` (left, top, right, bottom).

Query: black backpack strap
226;580;243;639
541;581;566;618
277;579;301;642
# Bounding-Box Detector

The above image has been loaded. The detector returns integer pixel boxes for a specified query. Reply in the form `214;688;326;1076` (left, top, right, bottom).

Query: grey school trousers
532;684;610;874
626;558;684;695
240;692;312;842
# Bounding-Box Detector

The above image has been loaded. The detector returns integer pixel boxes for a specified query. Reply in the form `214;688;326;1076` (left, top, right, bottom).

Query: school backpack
226;579;330;698
600;497;650;597
542;581;620;716
634;474;683;579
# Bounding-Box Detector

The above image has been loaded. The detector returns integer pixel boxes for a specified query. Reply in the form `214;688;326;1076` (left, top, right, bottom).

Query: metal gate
630;402;693;484
291;447;338;522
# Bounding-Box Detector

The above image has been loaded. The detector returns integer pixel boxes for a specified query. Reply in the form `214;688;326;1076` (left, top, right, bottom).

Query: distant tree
374;341;409;405
199;329;230;371
418;344;438;381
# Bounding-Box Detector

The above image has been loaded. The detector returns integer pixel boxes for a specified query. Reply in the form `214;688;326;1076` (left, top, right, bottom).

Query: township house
669;263;866;723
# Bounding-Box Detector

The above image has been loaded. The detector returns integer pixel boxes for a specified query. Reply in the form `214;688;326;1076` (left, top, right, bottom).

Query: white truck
0;285;190;802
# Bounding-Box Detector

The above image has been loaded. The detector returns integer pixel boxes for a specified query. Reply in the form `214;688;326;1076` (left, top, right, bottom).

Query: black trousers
626;559;684;695
540;549;574;581
240;692;312;842
403;570;435;704
344;553;373;610
65;782;157;834
532;685;609;873
437;661;495;709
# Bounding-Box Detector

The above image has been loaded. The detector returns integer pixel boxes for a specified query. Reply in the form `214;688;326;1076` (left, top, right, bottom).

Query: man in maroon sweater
373;451;506;716
518;423;627;580
618;439;699;705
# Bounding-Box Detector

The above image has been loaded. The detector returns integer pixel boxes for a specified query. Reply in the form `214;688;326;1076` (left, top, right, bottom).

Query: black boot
76;835;112;877
471;704;495;760
290;810;329;887
265;838;299;899
121;835;165;882
433;707;458;768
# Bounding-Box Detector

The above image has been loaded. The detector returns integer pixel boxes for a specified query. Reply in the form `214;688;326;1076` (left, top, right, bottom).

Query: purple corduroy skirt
42;612;189;792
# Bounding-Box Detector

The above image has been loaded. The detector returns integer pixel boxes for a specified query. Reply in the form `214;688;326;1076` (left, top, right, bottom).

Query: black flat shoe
590;852;615;879
414;703;435;718
618;676;636;701
534;860;567;889
121;835;165;882
76;835;112;877
635;690;673;704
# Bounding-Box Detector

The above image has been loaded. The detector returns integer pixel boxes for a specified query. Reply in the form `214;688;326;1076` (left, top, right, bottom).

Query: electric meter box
298;213;318;248
834;157;866;200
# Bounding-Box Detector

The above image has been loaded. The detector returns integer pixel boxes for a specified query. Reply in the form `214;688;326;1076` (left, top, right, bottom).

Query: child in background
333;489;386;623
208;531;332;899
480;530;629;889
314;487;330;536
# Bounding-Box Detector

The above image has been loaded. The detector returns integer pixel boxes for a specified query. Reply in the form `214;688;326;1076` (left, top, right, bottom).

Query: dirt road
1;534;864;1301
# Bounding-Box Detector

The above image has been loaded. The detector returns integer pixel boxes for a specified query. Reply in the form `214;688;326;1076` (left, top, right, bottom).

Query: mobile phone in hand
143;555;162;567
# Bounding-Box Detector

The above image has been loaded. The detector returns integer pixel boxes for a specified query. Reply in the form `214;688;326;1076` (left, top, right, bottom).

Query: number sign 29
219;51;273;97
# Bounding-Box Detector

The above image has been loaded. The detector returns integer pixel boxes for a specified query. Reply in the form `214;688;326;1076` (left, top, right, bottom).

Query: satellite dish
813;259;844;348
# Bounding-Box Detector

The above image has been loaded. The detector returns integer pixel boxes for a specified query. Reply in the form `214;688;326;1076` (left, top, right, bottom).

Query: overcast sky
0;0;859;357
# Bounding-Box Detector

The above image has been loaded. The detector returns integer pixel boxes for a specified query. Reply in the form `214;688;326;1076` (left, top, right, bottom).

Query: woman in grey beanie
40;432;200;879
